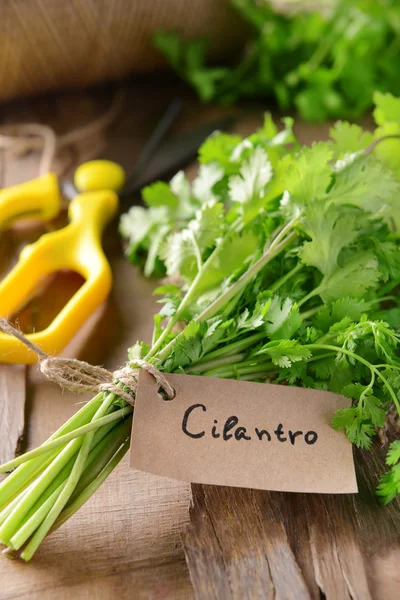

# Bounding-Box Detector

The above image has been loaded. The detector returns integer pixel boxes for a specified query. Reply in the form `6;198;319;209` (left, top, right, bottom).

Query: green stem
237;371;277;381
204;361;274;378
190;230;203;271
269;263;303;294
197;332;266;363
300;305;322;320
51;440;130;534
151;218;298;365
307;352;336;363
0;394;104;510
197;225;298;323
20;393;117;561
0;407;132;475
306;344;400;415
0;439;83;545
0;393;115;546
67;417;132;506
185;353;246;374
10;484;65;551
11;417;133;552
146;232;234;359
297;288;319;308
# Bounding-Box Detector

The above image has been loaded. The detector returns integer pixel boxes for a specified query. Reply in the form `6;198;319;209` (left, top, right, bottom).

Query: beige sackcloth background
0;0;246;102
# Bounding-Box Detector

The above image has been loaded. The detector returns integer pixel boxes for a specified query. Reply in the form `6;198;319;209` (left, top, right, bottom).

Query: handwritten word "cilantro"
182;404;318;445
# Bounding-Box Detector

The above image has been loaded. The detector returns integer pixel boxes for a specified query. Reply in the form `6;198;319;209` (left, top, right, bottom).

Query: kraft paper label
130;372;358;494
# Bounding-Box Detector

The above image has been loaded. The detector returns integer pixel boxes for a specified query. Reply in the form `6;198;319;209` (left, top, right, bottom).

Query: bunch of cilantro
154;0;400;121
121;91;400;504
2;94;400;564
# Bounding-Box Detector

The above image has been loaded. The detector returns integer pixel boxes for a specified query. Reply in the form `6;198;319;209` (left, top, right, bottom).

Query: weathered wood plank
182;485;310;600
0;364;26;463
0;104;41;466
182;485;233;600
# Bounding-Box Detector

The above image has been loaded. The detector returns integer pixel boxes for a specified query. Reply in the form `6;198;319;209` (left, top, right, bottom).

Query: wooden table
0;77;399;599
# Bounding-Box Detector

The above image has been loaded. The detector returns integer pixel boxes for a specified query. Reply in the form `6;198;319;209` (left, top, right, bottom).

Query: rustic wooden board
182;452;400;599
0;83;193;599
0;365;26;464
0;109;42;466
0;258;193;600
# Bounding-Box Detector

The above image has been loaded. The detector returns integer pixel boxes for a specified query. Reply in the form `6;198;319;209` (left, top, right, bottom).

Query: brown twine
0;89;124;177
0;317;175;405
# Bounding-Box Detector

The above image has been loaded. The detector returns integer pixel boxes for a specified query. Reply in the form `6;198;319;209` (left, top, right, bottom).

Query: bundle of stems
2;92;400;560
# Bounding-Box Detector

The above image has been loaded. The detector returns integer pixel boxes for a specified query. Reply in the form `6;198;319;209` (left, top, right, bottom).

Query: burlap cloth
0;0;246;102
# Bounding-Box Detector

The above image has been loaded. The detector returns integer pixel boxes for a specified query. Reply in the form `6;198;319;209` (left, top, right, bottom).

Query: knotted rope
0;317;175;405
0;90;124;176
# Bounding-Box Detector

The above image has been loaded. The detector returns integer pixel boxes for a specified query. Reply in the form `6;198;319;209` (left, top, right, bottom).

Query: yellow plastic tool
0;160;125;364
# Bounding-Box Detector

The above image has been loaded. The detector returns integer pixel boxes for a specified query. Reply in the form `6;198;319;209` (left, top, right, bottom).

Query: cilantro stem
307;352;336;363
185;353;246;374
306;343;400;415
363;134;400;156
197;223;298;323
0;406;132;475
300;305;322;320
269;263;303;294
20;393;117;561
150;216;298;364
192;332;266;362
190;230;203;271
238;371;277;381
51;439;130;535
146;230;236;359
203;361;274;378
297;288;318;308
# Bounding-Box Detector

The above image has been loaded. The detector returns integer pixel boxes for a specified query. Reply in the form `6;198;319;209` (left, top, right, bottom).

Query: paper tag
130;372;358;494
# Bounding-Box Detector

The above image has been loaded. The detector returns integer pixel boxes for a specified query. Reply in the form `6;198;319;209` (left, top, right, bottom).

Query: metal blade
123;97;183;190
118;115;235;205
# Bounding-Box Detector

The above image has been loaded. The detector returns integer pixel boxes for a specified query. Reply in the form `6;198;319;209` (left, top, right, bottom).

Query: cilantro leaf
264;296;302;341
155;3;400;122
328;155;399;216
386;441;400;467
362;395;386;428
189;201;225;250
332;407;377;450
377;441;400;504
315;251;380;303
198;131;243;174
299;203;360;276
142;181;178;209
313;298;370;332
160;230;198;282
228;147;273;221
278;143;333;214
330;121;374;155
192;163;224;202
257;339;311;368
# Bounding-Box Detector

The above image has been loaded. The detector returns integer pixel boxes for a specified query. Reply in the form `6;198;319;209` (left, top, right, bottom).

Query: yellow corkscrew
0;160;125;363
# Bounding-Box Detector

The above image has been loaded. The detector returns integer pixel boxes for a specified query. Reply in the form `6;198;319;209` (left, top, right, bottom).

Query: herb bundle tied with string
1;91;400;561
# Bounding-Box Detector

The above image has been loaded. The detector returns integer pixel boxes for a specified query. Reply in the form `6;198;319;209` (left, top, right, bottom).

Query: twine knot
0;317;174;405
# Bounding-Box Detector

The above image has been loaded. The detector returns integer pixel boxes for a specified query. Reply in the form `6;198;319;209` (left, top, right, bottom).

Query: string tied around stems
0;317;175;405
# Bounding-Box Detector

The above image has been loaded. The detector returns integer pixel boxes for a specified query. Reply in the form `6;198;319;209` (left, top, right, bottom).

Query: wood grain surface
180;118;400;600
0;365;26;464
0;81;193;600
0;77;399;599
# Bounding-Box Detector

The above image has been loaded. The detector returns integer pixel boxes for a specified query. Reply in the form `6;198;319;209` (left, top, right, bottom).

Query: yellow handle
0;161;123;363
0;173;62;228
